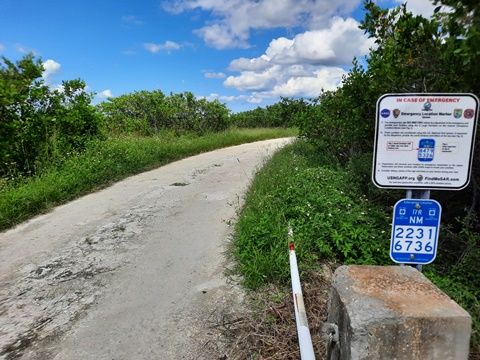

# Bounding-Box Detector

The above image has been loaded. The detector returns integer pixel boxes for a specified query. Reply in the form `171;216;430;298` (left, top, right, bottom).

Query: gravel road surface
0;138;292;360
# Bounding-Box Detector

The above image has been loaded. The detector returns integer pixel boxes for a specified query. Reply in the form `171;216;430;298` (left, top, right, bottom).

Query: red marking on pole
289;242;295;251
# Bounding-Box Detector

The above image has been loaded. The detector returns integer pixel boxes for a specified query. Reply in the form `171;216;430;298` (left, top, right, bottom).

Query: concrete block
327;265;471;360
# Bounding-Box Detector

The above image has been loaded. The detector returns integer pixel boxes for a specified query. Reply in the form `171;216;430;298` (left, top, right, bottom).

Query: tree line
0;55;235;179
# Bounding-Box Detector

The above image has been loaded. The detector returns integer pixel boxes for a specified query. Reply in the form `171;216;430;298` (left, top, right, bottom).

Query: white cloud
224;64;346;97
0;44;5;52
260;17;374;67
163;0;362;49
144;41;182;53
204;72;227;79
97;90;114;98
224;65;281;92
194;23;249;49
229;56;270;71
42;59;61;85
394;0;438;18
223;16;371;99
268;67;347;97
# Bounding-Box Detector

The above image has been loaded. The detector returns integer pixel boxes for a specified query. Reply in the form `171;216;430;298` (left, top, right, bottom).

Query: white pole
289;235;316;360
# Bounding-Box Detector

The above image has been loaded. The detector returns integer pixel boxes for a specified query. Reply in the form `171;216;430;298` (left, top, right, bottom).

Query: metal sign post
372;93;479;271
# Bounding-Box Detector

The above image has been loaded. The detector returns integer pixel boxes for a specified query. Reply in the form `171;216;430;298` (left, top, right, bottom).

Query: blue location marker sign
390;199;442;265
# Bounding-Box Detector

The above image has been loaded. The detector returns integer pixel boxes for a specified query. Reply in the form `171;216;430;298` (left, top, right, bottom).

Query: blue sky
0;0;437;113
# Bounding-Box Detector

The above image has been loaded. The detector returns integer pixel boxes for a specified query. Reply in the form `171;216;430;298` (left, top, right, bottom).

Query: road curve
0;138;292;360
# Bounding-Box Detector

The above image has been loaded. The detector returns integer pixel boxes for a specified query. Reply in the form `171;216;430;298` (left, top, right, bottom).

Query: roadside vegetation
1;0;479;356
231;0;480;357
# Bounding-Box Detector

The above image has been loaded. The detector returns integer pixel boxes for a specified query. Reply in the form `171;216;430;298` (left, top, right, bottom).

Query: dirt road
0;138;292;360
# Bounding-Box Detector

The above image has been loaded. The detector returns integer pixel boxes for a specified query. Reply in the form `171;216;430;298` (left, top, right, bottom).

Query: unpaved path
0;138;292;360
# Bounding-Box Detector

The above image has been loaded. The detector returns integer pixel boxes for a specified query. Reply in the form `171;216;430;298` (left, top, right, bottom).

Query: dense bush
97;90;230;135
229;97;308;129
0;55;102;178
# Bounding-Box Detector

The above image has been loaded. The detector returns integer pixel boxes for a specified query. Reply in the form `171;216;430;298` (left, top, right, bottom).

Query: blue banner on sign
390;199;441;265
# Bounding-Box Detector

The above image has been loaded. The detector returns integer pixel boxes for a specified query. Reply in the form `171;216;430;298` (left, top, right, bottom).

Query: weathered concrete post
326;265;471;359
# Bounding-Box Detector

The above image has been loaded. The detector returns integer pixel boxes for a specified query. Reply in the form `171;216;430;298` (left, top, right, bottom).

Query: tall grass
0;128;296;231
233;140;392;289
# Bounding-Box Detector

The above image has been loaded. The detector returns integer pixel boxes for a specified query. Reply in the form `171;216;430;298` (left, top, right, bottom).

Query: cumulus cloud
262;17;374;67
97;90;114;98
42;59;61;85
268;67;347;97
228;56;270;72
223;16;371;98
162;0;362;48
224;64;346;97
144;41;182;53
204;72;227;79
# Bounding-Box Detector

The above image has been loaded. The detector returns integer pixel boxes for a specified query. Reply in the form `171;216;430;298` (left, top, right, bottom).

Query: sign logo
393;109;400;118
454;109;462;119
381;109;391;118
464;109;475;119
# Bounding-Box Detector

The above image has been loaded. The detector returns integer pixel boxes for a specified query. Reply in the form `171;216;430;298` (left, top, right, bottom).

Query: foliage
298;59;379;162
0;54;43;168
0;54;103;178
434;0;480;94
235;0;480;349
233;139;479;352
361;0;453;93
233;140;391;289
97;90;230;135
229;97;308;129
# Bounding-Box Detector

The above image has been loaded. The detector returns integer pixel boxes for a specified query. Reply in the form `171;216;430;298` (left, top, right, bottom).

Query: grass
232;139;392;289
0;127;296;231
232;138;479;356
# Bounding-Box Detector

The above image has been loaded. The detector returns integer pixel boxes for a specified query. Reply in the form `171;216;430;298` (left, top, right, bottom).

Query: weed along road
0;138;292;360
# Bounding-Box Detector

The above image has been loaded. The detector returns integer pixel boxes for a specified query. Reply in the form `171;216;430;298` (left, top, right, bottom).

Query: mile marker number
392;225;436;254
